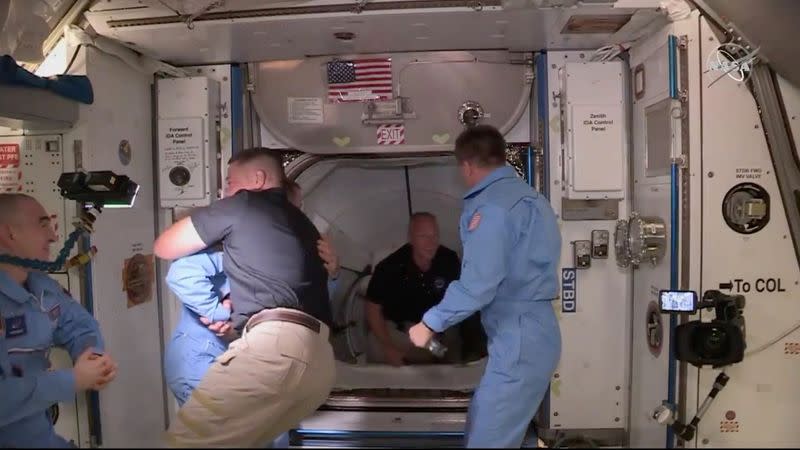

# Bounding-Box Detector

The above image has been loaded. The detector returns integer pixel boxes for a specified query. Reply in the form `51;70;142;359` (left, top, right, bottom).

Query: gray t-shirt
191;188;332;332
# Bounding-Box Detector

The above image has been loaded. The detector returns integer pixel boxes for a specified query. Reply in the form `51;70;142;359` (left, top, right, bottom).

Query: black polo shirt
191;188;332;332
366;244;461;325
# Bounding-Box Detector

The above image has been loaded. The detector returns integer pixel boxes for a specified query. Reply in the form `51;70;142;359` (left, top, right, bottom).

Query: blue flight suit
0;270;105;448
422;165;562;448
164;250;339;448
163;250;230;406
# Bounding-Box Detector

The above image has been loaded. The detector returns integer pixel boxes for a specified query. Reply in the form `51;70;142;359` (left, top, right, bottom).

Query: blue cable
666;34;679;449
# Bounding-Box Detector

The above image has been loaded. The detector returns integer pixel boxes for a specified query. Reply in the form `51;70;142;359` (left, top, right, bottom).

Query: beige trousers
165;309;336;448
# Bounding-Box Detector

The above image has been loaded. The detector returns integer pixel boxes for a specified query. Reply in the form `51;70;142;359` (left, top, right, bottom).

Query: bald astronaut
0;194;117;448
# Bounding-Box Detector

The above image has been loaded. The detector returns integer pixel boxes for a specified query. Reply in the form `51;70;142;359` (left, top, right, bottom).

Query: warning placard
0;144;21;192
0;144;19;166
288;97;324;124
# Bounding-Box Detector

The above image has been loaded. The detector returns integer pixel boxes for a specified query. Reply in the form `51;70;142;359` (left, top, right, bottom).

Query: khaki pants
165;309;336;448
366;320;463;364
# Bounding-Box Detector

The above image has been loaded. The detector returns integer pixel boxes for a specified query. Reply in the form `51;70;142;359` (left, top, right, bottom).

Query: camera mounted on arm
653;289;747;442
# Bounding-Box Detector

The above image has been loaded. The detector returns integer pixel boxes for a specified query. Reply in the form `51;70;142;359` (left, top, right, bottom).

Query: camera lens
696;326;730;358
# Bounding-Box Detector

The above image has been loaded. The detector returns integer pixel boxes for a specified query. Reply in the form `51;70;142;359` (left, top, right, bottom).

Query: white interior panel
252;51;530;154
83;3;667;66
695;18;800;447
627;22;674;448
546;51;630;431
563;61;626;199
64;46;166;448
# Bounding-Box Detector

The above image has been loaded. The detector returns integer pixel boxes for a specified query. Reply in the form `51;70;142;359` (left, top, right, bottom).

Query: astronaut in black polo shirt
365;212;486;366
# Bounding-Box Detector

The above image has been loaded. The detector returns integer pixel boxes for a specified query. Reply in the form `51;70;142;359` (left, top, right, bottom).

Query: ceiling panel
84;2;666;66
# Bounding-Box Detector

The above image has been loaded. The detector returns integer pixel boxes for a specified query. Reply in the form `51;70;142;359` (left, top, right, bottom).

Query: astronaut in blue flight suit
409;125;562;448
163;180;340;447
0;194;118;448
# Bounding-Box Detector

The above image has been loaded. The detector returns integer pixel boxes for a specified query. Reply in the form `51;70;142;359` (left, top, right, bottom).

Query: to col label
562;268;576;313
719;277;786;293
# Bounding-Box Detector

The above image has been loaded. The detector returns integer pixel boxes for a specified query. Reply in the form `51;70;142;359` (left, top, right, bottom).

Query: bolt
616;386;621;391
708;171;714;178
702;438;710;445
554;412;559;417
554;373;560;379
551;64;557;69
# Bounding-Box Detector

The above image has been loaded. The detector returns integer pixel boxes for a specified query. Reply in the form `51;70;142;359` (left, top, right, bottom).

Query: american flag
326;58;393;103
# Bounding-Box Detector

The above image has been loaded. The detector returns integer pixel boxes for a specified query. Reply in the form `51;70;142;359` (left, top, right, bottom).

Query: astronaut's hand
200;299;235;337
73;350;116;391
317;235;340;279
408;322;434;348
89;353;118;390
201;317;234;337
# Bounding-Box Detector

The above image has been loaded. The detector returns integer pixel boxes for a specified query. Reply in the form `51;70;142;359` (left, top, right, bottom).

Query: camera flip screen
660;290;698;313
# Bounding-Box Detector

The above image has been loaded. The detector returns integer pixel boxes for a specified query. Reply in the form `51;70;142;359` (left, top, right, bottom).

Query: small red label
0;144;20;165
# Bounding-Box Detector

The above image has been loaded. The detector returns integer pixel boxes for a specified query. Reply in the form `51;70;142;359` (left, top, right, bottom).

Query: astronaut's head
225;148;286;197
0;194;57;265
454;125;507;188
408;212;440;264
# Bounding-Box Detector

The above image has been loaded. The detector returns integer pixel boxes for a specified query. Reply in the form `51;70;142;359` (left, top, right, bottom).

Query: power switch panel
574;240;592;269
592;230;610;259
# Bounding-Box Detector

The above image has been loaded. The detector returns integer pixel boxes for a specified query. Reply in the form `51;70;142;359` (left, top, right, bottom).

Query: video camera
659;289;746;368
57;171;139;209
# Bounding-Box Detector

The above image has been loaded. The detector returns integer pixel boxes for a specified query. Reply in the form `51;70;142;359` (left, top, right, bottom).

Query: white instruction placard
569;104;624;195
158;117;205;199
288;97;324;124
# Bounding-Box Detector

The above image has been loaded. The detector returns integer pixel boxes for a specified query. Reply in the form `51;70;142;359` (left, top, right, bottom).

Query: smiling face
409;214;440;265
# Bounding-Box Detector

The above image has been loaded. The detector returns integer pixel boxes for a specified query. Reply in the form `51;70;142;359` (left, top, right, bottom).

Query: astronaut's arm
0;353;75;427
52;293;105;360
166;252;230;322
423;206;511;333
